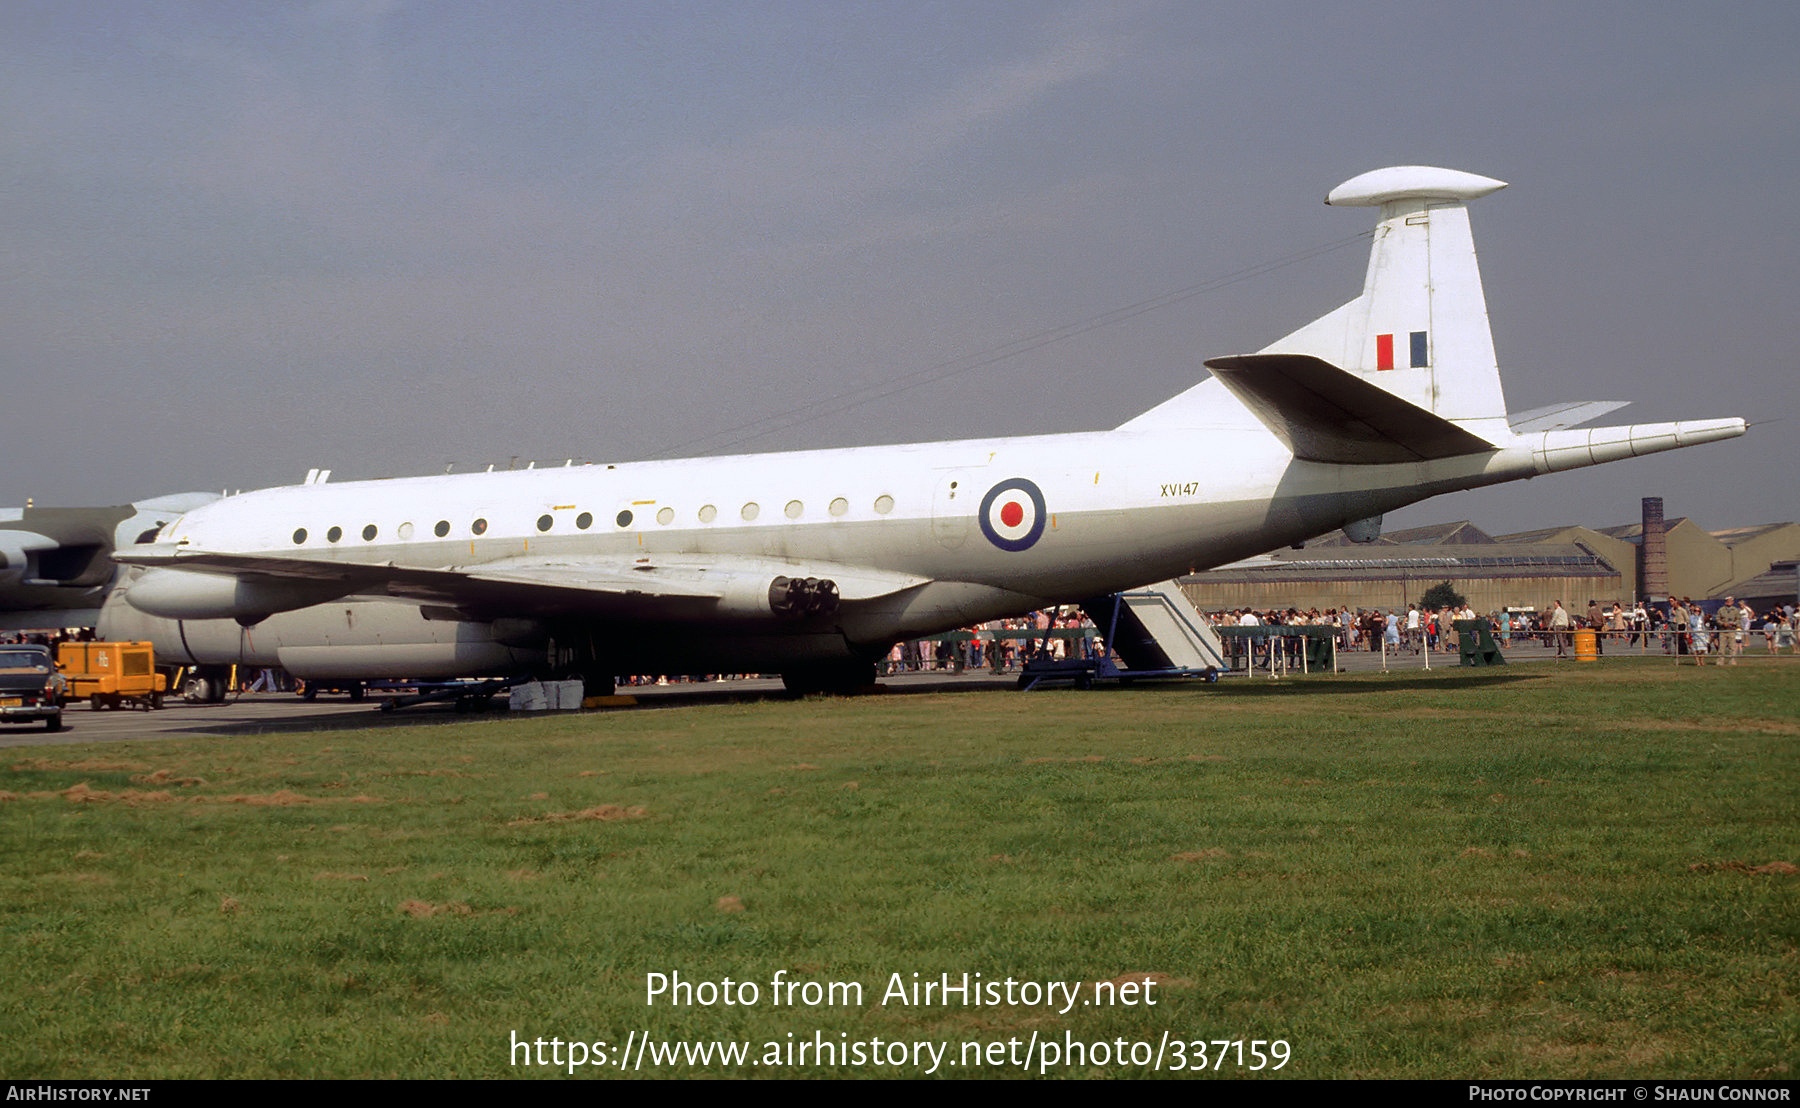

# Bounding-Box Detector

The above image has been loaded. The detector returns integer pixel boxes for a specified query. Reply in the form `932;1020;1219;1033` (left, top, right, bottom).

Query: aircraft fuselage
100;418;1567;678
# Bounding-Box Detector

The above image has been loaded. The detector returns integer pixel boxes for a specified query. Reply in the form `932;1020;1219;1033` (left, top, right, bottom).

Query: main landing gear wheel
182;670;230;703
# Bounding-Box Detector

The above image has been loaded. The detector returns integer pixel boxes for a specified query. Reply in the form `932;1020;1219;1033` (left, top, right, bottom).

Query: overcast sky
4;1;1794;536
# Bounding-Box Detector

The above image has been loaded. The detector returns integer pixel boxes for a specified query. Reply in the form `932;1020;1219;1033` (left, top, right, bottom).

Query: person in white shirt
1549;600;1572;657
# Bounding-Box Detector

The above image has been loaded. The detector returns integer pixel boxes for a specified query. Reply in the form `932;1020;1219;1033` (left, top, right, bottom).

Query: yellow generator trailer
57;641;168;710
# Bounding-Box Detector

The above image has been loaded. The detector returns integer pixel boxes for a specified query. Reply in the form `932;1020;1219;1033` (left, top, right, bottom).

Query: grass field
1;659;1794;1079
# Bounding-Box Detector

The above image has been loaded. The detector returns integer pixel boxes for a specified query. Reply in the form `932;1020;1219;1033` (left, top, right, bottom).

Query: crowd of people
851;593;1800;679
14;595;1796;692
1190;597;1800;662
881;610;1102;675
863;594;1800;679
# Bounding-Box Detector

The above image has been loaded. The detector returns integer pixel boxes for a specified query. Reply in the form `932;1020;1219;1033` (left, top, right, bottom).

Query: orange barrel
1573;629;1598;661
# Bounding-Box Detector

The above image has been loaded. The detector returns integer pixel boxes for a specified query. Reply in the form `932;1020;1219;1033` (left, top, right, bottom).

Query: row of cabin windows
287;494;898;546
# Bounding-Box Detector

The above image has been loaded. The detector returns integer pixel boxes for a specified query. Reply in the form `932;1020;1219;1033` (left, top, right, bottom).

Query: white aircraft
101;166;1745;696
0;492;218;631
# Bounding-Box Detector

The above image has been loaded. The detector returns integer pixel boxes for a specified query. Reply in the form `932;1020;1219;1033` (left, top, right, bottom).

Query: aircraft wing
115;546;931;624
1202;353;1500;463
394;554;931;623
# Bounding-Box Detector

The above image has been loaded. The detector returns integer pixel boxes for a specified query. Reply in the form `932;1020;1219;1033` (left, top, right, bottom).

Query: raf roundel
978;478;1047;552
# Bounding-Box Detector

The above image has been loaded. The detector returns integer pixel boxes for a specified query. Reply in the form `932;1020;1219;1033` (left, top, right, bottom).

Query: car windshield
0;650;50;672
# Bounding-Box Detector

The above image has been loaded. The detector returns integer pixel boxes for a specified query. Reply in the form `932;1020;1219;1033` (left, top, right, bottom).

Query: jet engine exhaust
768;575;839;618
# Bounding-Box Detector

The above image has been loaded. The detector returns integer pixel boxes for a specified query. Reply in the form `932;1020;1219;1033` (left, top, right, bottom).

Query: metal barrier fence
1216;626;1336;678
1201;623;1794;676
1369;623;1796;669
878;621;1796;677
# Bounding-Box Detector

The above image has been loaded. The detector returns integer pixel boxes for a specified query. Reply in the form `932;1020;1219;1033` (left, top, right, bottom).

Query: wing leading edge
114;547;931;626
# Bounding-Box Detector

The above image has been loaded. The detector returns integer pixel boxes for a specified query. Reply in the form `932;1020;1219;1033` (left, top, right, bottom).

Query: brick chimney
1639;497;1668;603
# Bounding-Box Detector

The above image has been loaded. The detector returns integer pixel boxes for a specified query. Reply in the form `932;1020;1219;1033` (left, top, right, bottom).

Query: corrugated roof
1708;523;1792;543
1189;543;1617;581
1311;520;1497;547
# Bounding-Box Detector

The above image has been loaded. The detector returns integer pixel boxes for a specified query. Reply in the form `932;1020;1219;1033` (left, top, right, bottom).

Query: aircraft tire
183;672;229;703
578;673;616;699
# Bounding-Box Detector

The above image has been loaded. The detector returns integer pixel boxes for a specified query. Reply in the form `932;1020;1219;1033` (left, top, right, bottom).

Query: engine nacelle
0;532;44;588
124;567;355;623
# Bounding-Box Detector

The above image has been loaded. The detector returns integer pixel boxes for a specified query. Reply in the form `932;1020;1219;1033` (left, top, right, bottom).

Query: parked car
0;644;67;731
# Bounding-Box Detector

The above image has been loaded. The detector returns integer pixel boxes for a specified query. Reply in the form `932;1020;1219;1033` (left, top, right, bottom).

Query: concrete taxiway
0;635;1659;749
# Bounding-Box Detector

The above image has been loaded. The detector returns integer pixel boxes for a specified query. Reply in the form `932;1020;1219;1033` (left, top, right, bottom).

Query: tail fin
1124;166;1745;472
1262;166;1512;444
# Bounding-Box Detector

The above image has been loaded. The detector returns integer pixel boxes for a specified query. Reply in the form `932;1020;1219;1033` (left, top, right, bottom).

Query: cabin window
292;528;307;545
434;520;450;538
537;514;553;532
698;504;717;524
656;507;675;525
874;495;894;515
472;518;488;536
829;498;848;518
741;502;759;522
397;522;414;540
576;512;593;530
785;500;803;519
327;526;343;543
616;510;633;528
362;524;377;541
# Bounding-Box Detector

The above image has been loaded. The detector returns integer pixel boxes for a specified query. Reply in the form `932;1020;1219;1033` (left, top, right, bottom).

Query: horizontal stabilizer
1507;400;1632;434
1203;353;1499;464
